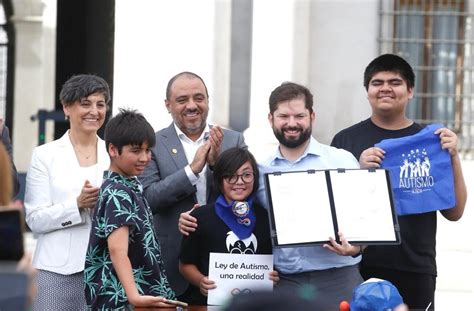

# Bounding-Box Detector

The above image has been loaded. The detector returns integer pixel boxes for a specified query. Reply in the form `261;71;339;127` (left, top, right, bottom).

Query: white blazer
24;132;110;275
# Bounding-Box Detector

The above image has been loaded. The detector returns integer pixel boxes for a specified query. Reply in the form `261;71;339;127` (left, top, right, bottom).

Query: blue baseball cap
350;278;404;311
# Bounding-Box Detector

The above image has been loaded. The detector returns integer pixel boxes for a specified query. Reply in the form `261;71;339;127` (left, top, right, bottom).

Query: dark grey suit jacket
140;123;246;295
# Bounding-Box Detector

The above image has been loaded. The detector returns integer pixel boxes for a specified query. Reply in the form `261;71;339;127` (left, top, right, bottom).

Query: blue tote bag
375;124;455;216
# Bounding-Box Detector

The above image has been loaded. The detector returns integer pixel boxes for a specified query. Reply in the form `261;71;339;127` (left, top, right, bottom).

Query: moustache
282;127;302;132
184;108;200;114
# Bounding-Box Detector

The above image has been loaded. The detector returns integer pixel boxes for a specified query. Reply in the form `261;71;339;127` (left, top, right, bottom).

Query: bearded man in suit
140;72;247;301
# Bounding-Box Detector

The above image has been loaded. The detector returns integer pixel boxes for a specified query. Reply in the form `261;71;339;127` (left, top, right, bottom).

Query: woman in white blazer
25;74;111;310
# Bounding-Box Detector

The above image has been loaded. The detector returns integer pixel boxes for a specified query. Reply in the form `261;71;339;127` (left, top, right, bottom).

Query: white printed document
264;169;400;247
207;253;273;306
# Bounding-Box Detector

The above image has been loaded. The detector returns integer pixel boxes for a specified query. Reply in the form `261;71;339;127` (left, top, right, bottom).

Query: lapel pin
172;148;178;154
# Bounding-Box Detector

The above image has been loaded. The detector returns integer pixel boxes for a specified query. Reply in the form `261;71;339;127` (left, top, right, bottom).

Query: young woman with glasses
178;147;278;305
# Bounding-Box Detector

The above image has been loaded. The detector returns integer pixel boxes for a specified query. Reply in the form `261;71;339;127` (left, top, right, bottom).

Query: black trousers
360;266;436;310
275;264;363;311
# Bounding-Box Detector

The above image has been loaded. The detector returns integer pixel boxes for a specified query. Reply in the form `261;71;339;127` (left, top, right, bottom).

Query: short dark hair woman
24;74;111;310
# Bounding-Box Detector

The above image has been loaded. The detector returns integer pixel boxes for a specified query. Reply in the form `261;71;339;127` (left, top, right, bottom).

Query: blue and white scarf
214;194;256;239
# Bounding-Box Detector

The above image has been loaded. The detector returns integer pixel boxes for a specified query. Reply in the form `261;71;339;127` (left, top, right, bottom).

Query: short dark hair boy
104;108;156;154
363;54;415;90
85;109;177;310
332;54;467;310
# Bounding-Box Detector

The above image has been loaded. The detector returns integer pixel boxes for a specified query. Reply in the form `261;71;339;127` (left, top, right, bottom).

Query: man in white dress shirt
139;72;247;300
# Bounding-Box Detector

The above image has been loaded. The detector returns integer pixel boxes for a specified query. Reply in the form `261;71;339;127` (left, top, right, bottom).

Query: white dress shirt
174;123;210;206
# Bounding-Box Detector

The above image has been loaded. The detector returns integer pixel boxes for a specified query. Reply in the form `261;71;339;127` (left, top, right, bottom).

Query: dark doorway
54;0;115;139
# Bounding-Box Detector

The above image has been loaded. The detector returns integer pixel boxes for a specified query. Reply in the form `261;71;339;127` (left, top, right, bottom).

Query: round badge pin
232;201;249;217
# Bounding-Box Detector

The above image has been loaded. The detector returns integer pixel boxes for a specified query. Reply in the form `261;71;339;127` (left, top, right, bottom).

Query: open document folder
264;169;400;247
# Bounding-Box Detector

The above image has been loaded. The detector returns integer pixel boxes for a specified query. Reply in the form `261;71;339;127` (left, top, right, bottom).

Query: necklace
74;146;95;159
69;132;97;160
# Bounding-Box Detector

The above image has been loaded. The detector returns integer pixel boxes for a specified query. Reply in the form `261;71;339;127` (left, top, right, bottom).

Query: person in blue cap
350;278;408;311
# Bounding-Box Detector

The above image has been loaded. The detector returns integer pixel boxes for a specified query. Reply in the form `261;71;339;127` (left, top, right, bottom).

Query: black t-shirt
331;118;437;276
179;203;273;305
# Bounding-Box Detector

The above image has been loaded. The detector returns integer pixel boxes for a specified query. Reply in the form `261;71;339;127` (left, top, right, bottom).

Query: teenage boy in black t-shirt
331;54;467;310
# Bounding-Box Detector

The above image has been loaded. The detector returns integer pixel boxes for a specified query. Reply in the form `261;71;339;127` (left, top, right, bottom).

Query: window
379;0;474;157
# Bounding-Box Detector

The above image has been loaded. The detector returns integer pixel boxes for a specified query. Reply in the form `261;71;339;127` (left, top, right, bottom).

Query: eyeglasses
224;172;255;184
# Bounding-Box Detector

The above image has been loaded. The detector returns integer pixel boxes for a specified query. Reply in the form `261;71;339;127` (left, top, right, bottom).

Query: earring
65;115;69;120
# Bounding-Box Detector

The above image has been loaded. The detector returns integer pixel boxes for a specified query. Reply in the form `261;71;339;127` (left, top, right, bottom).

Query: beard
173;109;208;135
273;126;312;148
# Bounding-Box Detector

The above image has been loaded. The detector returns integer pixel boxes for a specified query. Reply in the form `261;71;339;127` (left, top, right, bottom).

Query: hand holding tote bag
375;124;455;216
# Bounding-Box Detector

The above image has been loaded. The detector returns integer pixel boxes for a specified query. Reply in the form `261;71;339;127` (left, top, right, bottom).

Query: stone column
11;0;56;171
